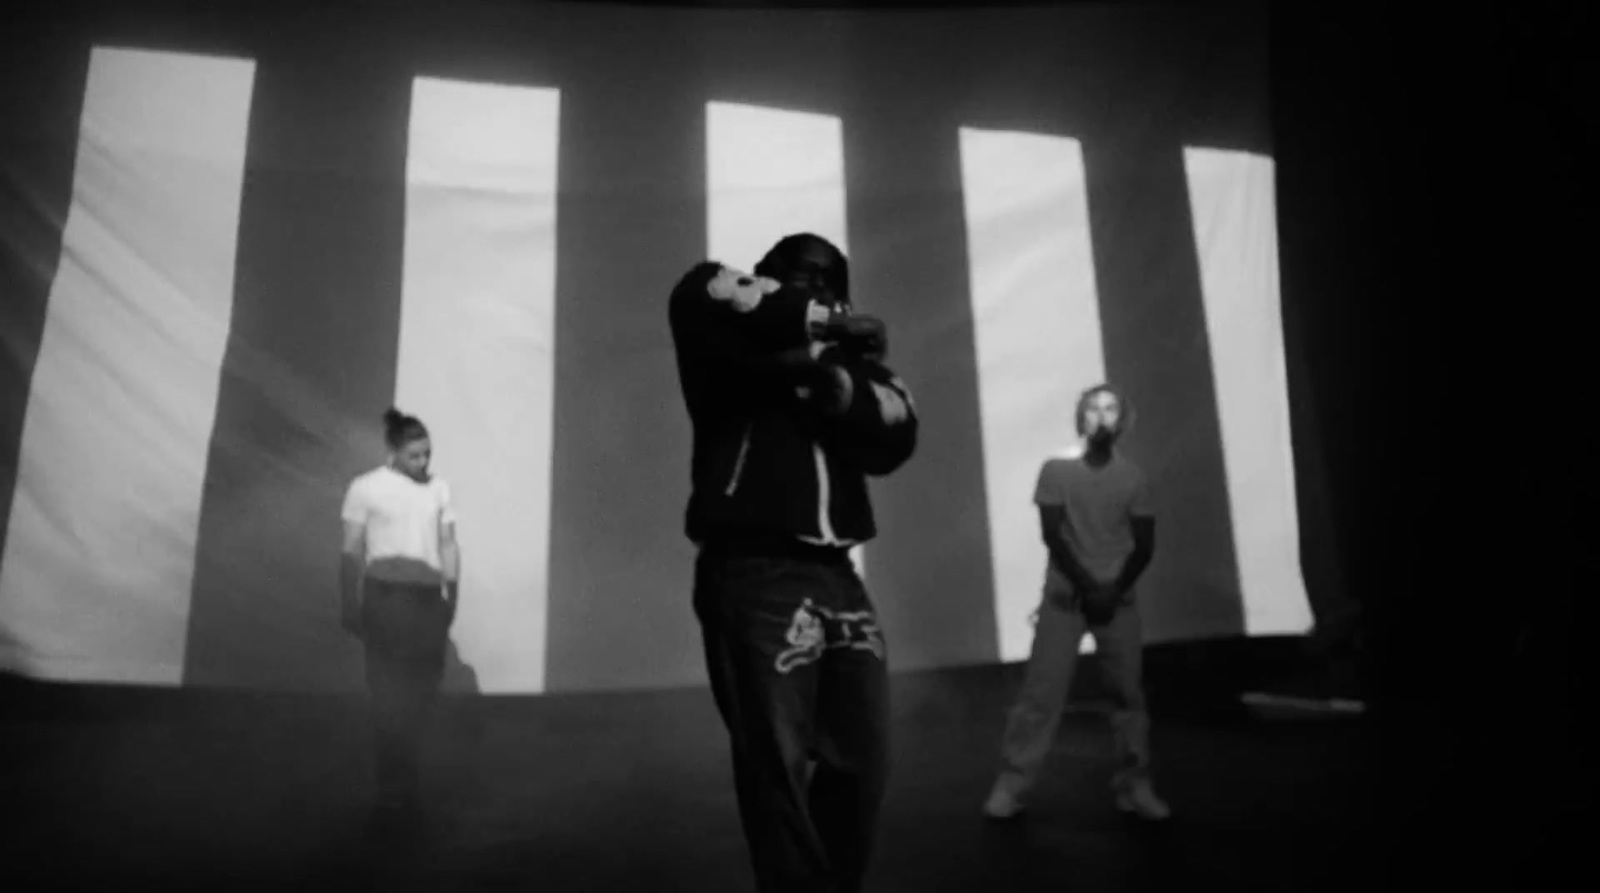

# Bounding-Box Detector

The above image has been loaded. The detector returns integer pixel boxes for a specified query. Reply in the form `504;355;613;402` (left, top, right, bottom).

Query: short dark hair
382;407;429;450
1074;384;1135;437
754;233;850;306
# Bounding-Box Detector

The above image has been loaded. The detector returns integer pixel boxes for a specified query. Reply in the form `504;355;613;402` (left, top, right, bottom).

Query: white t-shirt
340;466;456;572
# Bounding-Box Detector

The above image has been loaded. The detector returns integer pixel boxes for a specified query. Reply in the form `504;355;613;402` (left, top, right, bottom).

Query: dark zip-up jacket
668;262;918;548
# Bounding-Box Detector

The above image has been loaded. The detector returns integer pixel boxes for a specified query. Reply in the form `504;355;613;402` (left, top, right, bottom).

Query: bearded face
1078;388;1124;445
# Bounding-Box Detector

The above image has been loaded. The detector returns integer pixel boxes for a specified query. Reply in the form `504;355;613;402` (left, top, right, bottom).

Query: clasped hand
824;312;888;362
1076;579;1125;625
802;314;889;414
1027;580;1125;627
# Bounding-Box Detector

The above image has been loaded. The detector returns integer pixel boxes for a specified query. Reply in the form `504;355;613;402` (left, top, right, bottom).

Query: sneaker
1115;780;1172;821
982;784;1025;820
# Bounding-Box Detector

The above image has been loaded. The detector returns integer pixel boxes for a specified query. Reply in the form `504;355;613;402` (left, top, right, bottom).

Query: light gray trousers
994;597;1151;798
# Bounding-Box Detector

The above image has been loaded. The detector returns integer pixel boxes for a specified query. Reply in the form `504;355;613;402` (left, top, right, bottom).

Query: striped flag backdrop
0;0;1315;695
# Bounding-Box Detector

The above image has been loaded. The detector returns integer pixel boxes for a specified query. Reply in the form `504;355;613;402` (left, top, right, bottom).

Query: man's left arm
815;357;918;476
1111;516;1155;598
1110;474;1156;598
438;484;461;621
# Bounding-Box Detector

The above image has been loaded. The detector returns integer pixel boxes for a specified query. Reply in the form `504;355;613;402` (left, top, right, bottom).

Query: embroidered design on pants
774;600;886;674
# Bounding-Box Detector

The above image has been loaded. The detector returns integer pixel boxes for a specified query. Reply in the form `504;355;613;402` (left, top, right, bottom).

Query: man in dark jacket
669;233;918;893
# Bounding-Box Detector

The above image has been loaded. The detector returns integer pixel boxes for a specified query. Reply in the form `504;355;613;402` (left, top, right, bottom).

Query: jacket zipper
724;423;753;496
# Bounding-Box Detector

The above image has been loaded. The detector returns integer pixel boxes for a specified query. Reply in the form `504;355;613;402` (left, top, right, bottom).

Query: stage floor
3;660;1379;891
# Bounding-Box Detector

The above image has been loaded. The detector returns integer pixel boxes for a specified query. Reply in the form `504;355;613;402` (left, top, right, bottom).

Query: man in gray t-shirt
982;384;1172;821
1036;451;1151;616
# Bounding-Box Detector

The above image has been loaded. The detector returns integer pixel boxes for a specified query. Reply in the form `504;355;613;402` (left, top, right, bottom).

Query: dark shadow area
542;51;708;692
1269;0;1586;884
1;654;1379;892
182;45;415;691
441;638;481;696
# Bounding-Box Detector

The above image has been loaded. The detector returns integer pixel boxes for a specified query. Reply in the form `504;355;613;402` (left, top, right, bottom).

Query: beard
1086;426;1116;448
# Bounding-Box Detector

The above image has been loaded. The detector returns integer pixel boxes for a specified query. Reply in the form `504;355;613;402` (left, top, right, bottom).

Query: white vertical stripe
705;102;865;577
0;47;255;684
395;77;560;694
959;128;1106;661
706;102;848;274
1183;148;1313;636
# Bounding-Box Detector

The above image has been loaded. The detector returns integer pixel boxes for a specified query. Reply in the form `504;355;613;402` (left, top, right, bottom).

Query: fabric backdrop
0;0;1322;694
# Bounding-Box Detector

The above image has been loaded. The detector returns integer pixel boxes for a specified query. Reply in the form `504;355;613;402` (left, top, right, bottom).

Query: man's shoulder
342;467;387;512
1035;452;1084;497
1039;447;1085;474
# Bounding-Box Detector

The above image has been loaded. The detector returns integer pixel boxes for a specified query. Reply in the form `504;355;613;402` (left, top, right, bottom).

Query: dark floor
0;646;1410;892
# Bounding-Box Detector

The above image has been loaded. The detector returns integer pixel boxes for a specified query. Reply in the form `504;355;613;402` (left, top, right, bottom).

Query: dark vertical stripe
1272;39;1360;625
0;35;89;596
183;40;413;690
1082;142;1247;641
542;69;708;692
842;112;1000;669
1279;285;1350;624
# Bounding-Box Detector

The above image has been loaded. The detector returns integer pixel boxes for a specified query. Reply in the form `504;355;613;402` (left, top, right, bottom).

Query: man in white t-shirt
339;407;460;823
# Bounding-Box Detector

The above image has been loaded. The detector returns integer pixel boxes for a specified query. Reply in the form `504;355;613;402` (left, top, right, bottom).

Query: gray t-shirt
1033;452;1152;596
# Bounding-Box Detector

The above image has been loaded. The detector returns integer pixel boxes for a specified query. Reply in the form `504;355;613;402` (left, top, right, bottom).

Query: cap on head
754;233;850;308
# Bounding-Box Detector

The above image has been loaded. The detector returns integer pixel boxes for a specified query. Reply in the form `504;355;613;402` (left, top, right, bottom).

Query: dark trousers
361;579;452;808
694;545;891;893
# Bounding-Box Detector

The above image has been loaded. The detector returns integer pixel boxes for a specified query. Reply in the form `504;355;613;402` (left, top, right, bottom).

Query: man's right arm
1034;460;1097;593
1038;505;1096;593
668;261;828;387
814;358;918;476
339;486;366;637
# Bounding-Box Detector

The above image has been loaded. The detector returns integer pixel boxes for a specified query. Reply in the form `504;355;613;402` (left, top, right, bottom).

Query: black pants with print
361;579;452;809
694;539;891;893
